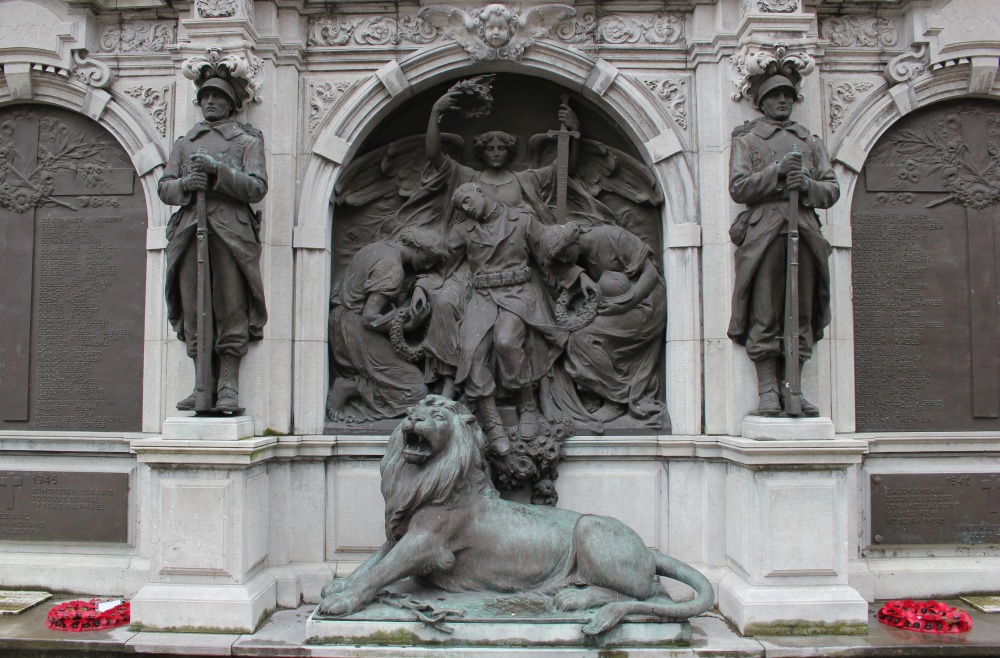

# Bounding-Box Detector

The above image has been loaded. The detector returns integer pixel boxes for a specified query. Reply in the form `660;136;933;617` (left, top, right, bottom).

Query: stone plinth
162;415;254;441
129;420;278;633
741;416;836;441
306;583;691;648
717;436;869;635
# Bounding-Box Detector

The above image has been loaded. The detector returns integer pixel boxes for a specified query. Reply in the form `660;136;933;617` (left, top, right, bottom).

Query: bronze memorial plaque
0;106;146;431
852;99;1000;432
871;473;1000;545
0;470;129;543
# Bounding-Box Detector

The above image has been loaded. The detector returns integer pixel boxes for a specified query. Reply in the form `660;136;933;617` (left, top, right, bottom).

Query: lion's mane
381;395;495;541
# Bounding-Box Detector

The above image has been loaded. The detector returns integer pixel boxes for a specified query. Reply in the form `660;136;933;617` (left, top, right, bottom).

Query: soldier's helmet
754;74;797;108
196;77;240;113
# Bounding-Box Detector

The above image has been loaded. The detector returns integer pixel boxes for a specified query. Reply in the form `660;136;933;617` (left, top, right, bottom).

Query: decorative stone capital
181;46;264;106
731;42;816;103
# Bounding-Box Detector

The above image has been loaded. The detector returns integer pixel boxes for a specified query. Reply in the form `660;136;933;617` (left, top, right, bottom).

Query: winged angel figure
418;3;575;62
329;77;667;435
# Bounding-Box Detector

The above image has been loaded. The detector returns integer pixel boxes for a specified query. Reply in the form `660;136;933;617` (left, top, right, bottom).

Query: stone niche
852;98;1000;432
0;104;146;432
326;73;668;435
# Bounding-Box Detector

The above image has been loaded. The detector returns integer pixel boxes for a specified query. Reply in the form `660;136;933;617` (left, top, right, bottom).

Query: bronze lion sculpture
318;394;714;635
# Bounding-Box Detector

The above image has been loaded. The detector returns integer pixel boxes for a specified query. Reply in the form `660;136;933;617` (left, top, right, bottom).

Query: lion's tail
581;551;715;636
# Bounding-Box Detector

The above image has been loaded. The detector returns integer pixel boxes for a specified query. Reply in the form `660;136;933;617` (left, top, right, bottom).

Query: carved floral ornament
98;21;176;53
306;5;684;59
869;107;1000;210
819;15;898;49
827;81;875;133
180;47;264;106
730;43;816;103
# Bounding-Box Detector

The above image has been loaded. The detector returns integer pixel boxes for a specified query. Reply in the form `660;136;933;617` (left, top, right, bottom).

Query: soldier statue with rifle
728;73;838;417
159;72;268;413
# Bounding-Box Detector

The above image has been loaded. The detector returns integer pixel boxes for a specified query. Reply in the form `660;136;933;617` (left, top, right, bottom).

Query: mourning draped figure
327;77;669;441
538;221;667;428
159;76;268;412
728;74;838;416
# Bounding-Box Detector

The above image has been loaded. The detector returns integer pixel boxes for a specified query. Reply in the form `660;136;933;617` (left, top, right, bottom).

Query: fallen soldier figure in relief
318;394;714;635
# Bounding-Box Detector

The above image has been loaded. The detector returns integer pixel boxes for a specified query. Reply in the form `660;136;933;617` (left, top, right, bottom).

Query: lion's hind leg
553;585;628;612
572;514;656;599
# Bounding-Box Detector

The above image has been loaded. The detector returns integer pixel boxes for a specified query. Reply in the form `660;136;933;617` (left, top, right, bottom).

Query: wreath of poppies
46;599;130;632
876;599;972;634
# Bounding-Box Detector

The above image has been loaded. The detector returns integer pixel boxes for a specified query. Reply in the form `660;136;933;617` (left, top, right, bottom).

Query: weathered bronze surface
317;396;713;637
870;472;1000;545
727;74;838;418
0;106;146;431
0;470;129;543
159;74;268;414
853;99;1000;432
326;75;668;500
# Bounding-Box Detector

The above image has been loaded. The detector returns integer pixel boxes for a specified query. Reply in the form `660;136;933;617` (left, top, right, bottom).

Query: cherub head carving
478;4;515;48
418;3;575;62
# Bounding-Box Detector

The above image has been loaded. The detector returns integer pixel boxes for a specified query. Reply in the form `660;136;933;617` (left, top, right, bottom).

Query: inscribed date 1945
0;470;129;543
870;472;1000;545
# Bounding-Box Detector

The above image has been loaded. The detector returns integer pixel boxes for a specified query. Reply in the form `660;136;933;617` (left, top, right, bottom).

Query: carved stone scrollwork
308;15;438;47
642;78;688;129
125;84;170;137
308;81;351;132
181;47;263;105
757;0;799;13
731;43;816;102
827;81;875;132
197;0;238;18
71;50;112;89
884;44;929;86
820;15;897;48
306;7;684;52
99;21;176;53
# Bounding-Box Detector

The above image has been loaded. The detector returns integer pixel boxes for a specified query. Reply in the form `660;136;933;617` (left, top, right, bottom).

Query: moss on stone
743;620;867;636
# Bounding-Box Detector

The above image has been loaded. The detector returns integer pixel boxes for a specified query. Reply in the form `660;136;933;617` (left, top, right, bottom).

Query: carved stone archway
292;41;699;435
825;62;1000;432
0;70;170;433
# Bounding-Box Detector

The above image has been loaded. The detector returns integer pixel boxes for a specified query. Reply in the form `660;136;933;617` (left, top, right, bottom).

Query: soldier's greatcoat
727;117;838;351
159;120;268;348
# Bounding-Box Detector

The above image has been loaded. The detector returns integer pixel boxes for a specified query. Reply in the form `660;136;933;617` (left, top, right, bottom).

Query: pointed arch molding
818;65;1000;432
0;71;172;434
292;41;702;435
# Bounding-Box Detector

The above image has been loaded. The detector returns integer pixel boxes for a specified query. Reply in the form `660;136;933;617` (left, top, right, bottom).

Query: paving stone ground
1;598;999;657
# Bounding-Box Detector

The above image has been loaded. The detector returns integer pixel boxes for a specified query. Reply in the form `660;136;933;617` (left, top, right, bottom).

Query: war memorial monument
1;0;1000;651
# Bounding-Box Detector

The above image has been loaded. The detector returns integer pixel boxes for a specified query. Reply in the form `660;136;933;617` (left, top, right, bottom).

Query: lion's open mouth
402;429;433;464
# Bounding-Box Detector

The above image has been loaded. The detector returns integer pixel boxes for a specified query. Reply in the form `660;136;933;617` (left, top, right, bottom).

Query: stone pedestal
129;418;279;633
741;416;836;441
717;436;869;635
305;584;691;648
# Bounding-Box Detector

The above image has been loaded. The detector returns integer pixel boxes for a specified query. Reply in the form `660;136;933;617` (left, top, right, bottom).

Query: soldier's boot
517;386;540;440
176;356;198;411
478;396;511;456
798;358;820;417
216;355;241;411
754;358;781;416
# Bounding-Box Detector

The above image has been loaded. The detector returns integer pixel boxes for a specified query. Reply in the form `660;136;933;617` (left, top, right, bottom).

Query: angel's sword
546;94;579;222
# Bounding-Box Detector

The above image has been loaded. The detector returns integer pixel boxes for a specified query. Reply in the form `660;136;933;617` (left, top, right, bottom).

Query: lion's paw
554;587;596;612
320;578;347;600
581;604;628;636
318;591;365;617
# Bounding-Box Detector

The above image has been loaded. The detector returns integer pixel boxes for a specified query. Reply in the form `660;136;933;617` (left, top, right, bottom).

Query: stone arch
823;64;1000;431
292;41;700;435
0;70;171;433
